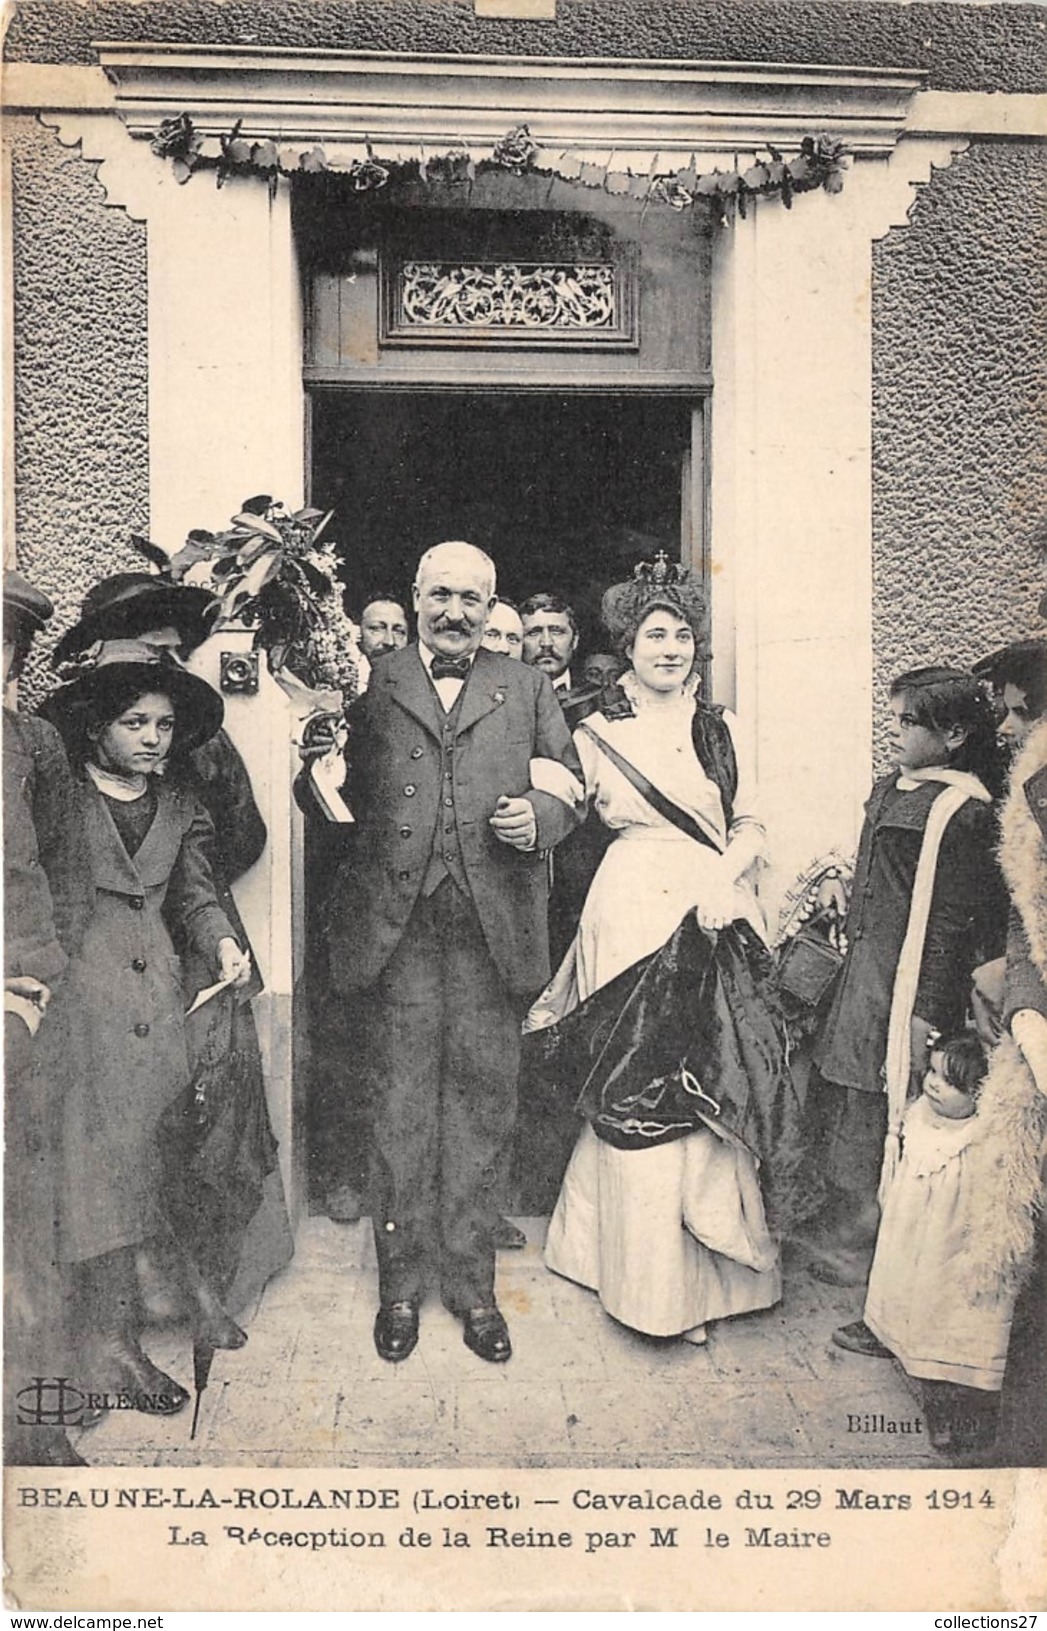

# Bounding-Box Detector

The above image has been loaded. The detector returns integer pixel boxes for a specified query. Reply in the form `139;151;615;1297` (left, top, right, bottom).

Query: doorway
305;385;706;1206
309;390;704;655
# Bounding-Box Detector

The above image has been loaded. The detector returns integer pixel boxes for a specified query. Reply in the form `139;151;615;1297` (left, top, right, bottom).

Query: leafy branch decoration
151;116;849;221
131;497;361;700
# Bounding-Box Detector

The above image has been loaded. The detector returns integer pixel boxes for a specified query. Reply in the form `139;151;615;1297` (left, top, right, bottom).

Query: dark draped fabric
524;915;805;1227
156;991;281;1299
160;730;293;1312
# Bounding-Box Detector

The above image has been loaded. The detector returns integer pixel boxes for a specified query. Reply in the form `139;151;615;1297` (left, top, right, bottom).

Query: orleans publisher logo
16;1377;87;1427
16;1375;177;1424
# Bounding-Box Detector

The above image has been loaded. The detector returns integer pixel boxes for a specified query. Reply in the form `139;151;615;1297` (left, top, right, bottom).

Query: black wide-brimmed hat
42;644;224;756
4;569;54;634
973;637;1047;688
51;574;220;669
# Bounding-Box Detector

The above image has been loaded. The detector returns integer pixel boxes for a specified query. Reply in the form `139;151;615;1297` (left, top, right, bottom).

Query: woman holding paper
44;649;251;1412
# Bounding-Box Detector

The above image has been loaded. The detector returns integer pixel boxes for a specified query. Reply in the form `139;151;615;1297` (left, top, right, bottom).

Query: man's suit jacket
326;644;582;997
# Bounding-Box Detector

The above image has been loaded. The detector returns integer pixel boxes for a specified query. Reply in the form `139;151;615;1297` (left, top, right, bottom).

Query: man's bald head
415;541;497;599
413;541;498;659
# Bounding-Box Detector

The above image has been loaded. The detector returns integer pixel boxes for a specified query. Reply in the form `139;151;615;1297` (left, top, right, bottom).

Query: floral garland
151;116;848;223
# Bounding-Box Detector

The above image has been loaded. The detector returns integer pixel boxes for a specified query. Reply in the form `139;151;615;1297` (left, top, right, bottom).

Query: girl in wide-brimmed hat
44;648;252;1414
51;575;293;1337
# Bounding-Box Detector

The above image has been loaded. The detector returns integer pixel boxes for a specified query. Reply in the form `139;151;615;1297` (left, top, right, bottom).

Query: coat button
129;896;145;910
444;851;454;863
410;747;423;760
384;1220;396;1233
134;1022;150;1038
404;784;416;797
399;825;412;838
398;870;411;881
131;958;147;972
444;797;453;807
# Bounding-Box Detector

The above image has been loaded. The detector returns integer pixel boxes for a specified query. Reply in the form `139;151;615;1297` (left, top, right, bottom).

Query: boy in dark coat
802;668;1007;1298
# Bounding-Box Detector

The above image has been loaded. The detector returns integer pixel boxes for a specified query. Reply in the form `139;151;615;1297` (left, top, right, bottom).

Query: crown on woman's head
633;550;688;589
601;551;706;648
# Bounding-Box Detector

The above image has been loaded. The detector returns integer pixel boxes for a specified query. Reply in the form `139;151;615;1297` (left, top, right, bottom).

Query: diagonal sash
877;775;988;1202
578;721;724;855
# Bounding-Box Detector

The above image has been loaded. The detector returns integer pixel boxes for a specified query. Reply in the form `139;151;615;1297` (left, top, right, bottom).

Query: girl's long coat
59;776;233;1263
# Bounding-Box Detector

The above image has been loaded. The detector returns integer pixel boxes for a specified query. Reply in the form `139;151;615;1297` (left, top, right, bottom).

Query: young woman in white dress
526;560;793;1344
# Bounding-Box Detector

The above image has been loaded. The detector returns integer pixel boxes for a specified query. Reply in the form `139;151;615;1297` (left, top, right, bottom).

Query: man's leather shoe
831;1320;892;1358
489;1215;527;1250
463;1306;512;1363
374;1302;419;1363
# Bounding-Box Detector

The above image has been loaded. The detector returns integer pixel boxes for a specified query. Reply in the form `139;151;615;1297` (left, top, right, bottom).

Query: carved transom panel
380;253;637;349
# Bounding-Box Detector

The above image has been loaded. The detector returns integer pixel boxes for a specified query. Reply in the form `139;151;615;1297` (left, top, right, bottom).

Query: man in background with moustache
326;541;582;1364
357;596;409;668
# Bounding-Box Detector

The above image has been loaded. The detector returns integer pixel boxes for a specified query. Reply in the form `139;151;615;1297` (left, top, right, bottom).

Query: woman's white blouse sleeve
574;724;602;803
722;708;767;862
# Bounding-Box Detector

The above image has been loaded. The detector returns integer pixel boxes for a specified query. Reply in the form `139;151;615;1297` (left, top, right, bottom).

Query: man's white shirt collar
553;670;572;693
419;640;475;711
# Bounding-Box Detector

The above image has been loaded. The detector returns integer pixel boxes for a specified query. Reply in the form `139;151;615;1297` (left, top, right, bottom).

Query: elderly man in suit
327;541;582;1363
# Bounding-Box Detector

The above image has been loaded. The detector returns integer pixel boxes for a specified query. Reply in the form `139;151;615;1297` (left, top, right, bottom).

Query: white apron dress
864;1095;1014;1390
526;680;782;1341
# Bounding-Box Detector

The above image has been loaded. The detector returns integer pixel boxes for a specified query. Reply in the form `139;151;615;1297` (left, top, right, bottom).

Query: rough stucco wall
9;116;149;704
5;0;1045;92
871;139;1047;766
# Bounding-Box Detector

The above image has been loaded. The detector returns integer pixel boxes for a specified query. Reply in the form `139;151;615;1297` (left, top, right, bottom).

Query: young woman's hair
973;638;1047;724
933;1033;988;1101
63;670;180;768
890;665;1006;795
601;575;708;662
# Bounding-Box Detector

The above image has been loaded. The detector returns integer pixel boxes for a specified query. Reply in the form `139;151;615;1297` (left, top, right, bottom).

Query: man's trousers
367;877;524;1313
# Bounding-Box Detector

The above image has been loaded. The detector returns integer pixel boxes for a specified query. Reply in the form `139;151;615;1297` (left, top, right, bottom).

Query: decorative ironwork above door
300;197;710;387
380;253;638;349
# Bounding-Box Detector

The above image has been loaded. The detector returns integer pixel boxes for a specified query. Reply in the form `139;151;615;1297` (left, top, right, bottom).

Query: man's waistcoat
325;644;581;997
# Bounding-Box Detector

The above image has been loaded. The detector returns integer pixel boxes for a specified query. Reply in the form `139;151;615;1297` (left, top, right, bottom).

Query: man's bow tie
431;655;471;681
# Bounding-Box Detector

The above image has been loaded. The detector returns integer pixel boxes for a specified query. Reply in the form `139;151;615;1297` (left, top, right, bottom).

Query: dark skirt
524;915;805;1227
